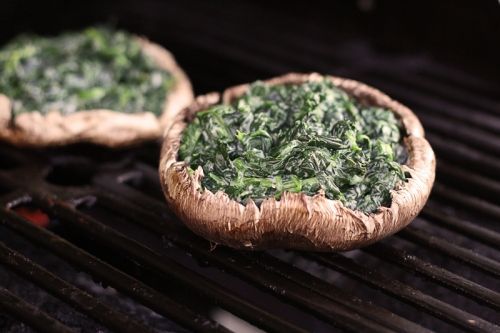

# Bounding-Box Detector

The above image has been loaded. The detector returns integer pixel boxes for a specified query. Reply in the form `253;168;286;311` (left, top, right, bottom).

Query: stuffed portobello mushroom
160;73;435;251
0;27;193;147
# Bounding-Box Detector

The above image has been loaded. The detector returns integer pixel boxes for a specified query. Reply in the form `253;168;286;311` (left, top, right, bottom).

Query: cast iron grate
1;58;499;332
1;3;500;332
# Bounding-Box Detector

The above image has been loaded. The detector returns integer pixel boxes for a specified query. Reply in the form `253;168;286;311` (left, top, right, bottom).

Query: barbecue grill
1;1;499;332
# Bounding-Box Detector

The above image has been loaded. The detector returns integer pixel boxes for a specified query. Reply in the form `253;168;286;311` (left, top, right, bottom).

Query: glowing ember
13;206;50;228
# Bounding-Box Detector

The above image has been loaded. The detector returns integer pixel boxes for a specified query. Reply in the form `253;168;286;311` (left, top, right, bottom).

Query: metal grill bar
29;190;394;333
365;69;500;116
426;169;499;220
432;184;500;220
365;243;500;310
0;287;75;333
427;133;500;181
436;161;500;202
20;188;303;332
0;241;156;333
416;62;500;98
399;227;500;278
422;208;500;248
306;253;500;333
241;252;432;333
96;172;432;333
0;206;233;333
418;113;500;156
99;160;500;331
357;76;500;135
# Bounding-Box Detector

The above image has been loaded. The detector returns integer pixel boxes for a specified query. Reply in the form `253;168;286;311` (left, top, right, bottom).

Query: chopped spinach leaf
0;27;174;116
179;80;406;213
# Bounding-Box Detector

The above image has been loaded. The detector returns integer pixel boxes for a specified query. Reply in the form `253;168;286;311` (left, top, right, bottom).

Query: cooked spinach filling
0;27;174;116
179;80;407;213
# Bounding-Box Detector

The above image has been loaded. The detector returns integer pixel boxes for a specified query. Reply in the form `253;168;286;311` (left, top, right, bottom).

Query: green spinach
179;80;406;213
0;27;174;116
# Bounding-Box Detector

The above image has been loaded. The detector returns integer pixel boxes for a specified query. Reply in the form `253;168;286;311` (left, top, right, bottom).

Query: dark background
2;0;500;93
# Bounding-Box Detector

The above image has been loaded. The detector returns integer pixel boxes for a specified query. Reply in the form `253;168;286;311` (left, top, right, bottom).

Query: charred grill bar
1;0;500;332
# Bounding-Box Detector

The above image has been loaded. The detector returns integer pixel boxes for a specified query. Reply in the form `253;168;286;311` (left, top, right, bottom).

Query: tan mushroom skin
159;73;436;251
0;38;193;148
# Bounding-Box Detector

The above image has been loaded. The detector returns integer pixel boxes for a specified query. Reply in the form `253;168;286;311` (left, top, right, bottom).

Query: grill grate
0;287;74;333
1;1;500;332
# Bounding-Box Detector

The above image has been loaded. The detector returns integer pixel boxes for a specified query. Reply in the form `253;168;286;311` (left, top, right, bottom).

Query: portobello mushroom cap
0;38;193;147
159;73;435;251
